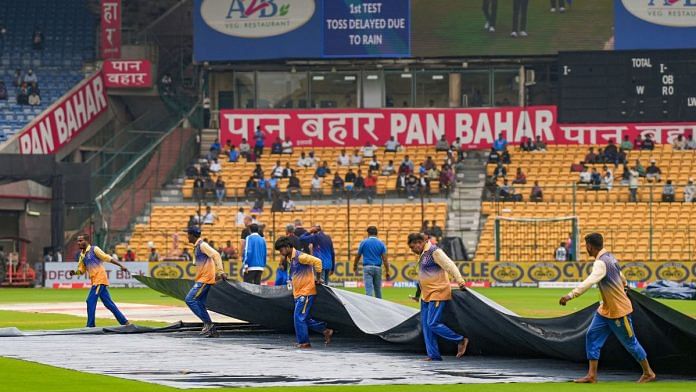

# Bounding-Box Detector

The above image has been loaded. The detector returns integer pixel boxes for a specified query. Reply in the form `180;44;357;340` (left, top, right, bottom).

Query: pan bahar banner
149;260;696;285
220;107;696;149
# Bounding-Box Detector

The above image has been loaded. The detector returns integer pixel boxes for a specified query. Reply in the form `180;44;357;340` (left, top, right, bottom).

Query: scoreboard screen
558;50;696;123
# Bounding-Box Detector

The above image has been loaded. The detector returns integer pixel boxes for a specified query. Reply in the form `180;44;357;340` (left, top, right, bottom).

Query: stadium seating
121;203;448;262
183;146;450;198
477;144;696;262
0;0;93;142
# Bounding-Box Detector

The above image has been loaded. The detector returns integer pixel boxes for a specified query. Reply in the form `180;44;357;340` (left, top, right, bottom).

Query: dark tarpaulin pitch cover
135;276;696;375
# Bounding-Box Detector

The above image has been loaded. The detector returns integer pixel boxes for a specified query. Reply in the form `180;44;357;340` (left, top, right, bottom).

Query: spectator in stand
222;140;232;156
203;176;215;199
253;126;265;157
488;147;500;164
423;156;436;171
13;69;22;87
530;181;543;202
236;207;245;227
282;138;293;154
244;176;257;199
23;69;38;85
565;233;574;261
382;160;395;176
181;248;192;261
160;73;173;95
620;135;633;151
646;160;661;182
685;179;696;202
603;170;614;190
193;177;205;201
272;160;284;178
499;179;521;201
149;248;160;262
351;149;362;166
228;145;239;162
401;155;415;173
242;223;267;285
417;161;427;176
493;162;507;180
368;156;380;172
124;247;136;261
451;137;463;160
353;169;366;198
0;81;7;100
214;176;226;205
439;165;454;195
687;135;696;150
629;166;640;202
297;152;311;168
555;242;567;262
306;151;317;168
17;83;28;105
282;162;294;178
662;180;675;202
344;168;357;184
360;141;377;158
253;164;264;179
268;176;279;200
257;177;268;201
384;136;400;153
435;135;449;152
500;147;511;164
431;221;443;243
641;134;655;150
672;135;687;150
604;139;618;164
584;147;597;164
28;89;41;106
315;161;330;177
311;174;323;198
512;167;527;184
590;168;602;190
364;171;378;203
209;158;221;174
210;139;222;154
406;172;419;200
634;135;643;150
493;133;508;151
535;136;547;151
283;197;296;212
428;163;440;181
396;172;407;197
578;167;592;185
287;172;301;199
332;172;344;202
522;137;536;151
239;138;251;158
635;159;646;177
187;214;197;227
271;138;283;154
202;205;218;225
337;149;351;166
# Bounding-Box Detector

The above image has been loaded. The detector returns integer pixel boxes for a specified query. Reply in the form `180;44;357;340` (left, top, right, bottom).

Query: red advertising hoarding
100;0;121;59
18;73;108;154
103;60;153;88
219;107;696;148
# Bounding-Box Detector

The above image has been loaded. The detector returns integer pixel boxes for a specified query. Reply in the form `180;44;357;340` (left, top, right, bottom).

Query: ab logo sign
200;0;316;38
623;0;696;27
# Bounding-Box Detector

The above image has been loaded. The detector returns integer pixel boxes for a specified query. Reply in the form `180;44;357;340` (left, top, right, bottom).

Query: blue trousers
185;282;212;324
294;295;326;344
86;284;128;328
275;268;288;286
586;312;647;362
421;300;464;360
363;265;382;298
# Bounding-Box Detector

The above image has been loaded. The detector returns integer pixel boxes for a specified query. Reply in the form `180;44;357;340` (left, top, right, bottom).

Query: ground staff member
275;236;333;348
559;233;655;384
407;233;468;361
353;226;390;298
185;226;227;337
68;233;130;328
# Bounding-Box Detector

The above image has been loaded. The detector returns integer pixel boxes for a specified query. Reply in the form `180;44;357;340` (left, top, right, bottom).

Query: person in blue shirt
300;225;336;283
493;134;507;151
228;146;239;163
254;127;265;157
242;223;267;284
353;226;390;298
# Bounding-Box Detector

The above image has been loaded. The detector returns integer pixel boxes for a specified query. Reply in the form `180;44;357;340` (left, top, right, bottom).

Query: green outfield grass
1;357;693;392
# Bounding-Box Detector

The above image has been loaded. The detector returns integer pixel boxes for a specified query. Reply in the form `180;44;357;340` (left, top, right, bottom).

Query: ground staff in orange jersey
67;233;130;328
560;233;656;384
185;226;227;338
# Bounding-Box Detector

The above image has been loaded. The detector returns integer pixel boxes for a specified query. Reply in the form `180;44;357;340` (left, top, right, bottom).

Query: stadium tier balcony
0;0;94;143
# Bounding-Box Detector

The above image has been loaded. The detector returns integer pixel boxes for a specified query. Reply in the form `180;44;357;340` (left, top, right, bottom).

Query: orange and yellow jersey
193;239;224;284
418;242;465;302
289;249;322;298
569;249;633;319
76;245;113;286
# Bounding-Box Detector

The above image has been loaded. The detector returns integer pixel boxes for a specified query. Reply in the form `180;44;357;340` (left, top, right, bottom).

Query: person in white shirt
382;160;395;176
209;158;221;173
554;242;567;261
281;139;293;154
272;161;284;178
283;198;296;212
360;142;377;158
368;156;380;172
603;171;614;190
239;139;251;158
306;151;317;168
297;152;311;168
350;149;362;166
311;175;323;197
202;206;218;225
236;208;245;226
384;136;400;153
685;179;696;202
337;150;350;166
578;168;592;185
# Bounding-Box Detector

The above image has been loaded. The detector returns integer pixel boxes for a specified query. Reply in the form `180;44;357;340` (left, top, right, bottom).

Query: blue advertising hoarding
194;0;411;61
615;0;696;50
